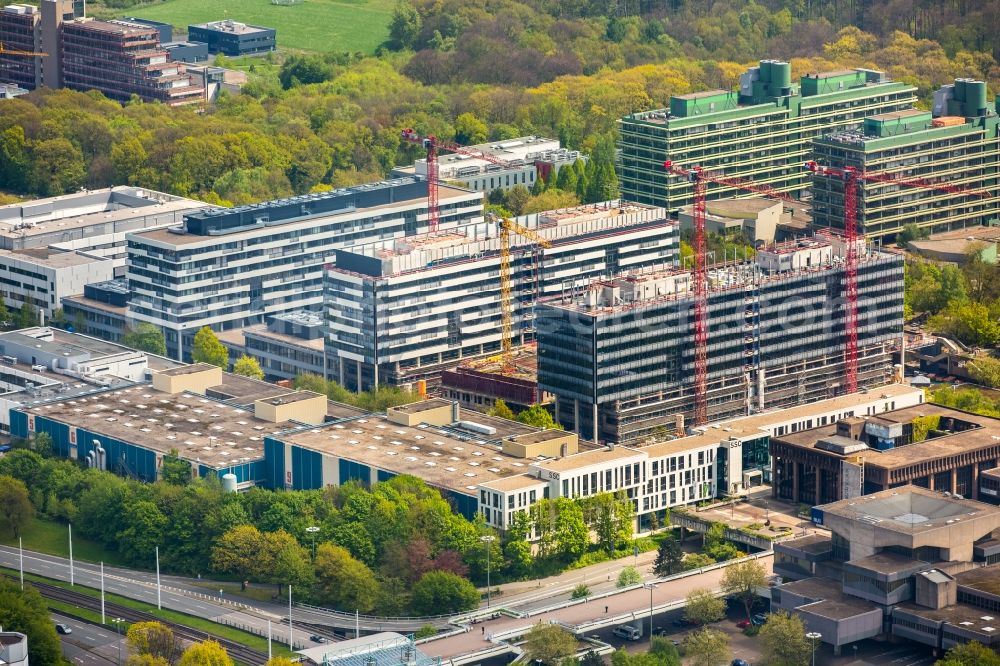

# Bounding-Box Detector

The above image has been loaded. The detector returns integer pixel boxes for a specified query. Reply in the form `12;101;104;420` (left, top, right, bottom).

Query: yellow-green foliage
912;415;942;442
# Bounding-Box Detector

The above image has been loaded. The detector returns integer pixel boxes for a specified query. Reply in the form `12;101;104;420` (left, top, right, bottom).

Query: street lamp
112;618;125;666
305;526;320;559
806;631;822;666
643;583;657;647
480;535;496;609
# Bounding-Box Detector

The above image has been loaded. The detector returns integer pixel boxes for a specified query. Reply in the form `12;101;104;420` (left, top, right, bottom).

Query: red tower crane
400;129;518;232
663;161;795;427
804;161;992;394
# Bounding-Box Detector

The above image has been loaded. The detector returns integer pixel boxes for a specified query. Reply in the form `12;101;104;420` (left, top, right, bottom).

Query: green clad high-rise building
810;80;1000;239
618;60;918;213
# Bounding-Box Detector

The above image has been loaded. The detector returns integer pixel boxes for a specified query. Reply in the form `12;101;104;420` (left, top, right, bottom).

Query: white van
613;625;641;641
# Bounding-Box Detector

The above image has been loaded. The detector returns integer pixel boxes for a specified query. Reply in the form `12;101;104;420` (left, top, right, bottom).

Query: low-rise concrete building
678;199;785;244
0;632;28;666
771;402;1000;505
774;487;1000;653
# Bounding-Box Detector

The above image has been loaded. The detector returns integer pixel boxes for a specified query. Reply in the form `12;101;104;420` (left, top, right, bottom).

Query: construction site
324;200;678;391
535;233;905;445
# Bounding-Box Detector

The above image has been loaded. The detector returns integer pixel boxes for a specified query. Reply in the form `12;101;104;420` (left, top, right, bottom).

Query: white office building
325;201;677;391
392;136;583;193
126;179;483;360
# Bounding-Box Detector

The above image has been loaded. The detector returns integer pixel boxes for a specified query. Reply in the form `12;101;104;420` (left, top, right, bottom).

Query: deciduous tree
683;628;730;666
684;589;726;625
314;543;379;612
192;327;228;369
617;565;641;587
0;579;63;666
409;570;479;614
516;405;563;430
177;640;233;666
758;612;810;666
522;623;578;665
211;525;269;590
122;323;167;356
0;475;33;538
232;355;265;380
720;559;767;619
127;622;181;665
487;399;515;420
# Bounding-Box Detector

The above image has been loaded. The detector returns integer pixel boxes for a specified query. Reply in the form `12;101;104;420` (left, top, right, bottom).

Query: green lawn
118;0;394;53
0;516;128;567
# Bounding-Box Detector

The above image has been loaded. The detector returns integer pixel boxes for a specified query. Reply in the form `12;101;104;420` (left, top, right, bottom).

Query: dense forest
0;0;996;206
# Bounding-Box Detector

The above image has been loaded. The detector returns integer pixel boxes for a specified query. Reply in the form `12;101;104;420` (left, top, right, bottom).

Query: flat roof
817;486;1000;535
207;373;291;404
782;577;882;621
134;182;476;248
675;89;731;101
0;187;206;241
276;414;537;495
532;445;645;473
22;384;283;468
478;473;547;492
0;248;107;268
158;363;219;377
956;565;1000;597
895;600;1000;636
258;390;322;406
868;108;930;122
192;20;272;34
775;402;1000;468
777;534;833;555
46;328;182;372
217;325;325;353
392;398;453;414
845;551;927;575
642;384;923;458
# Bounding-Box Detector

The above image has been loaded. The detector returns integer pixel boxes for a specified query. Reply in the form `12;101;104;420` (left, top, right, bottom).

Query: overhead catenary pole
267;620;272;661
155;546;162;610
288;585;293;649
68;523;74;586
18;537;23;590
101;562;106;624
355;610;359;639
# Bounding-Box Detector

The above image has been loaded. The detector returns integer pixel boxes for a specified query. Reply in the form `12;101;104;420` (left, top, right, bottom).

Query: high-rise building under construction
618;60;918;213
536;234;904;445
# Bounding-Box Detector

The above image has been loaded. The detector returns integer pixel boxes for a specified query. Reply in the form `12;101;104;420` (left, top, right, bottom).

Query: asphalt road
53;613;123;666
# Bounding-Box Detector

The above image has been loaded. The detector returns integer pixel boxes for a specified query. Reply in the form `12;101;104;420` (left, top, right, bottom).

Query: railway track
8;575;270;665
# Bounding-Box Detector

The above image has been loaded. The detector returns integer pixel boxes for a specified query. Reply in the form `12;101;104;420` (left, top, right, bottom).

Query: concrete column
593;402;599;445
951;468;958;494
815;468;822;505
927;474;934;490
356;360;362;391
574;399;581;437
792;463;800;502
973;464;980;500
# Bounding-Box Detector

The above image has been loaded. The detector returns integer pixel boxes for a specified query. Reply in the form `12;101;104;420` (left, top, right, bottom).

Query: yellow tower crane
492;213;552;370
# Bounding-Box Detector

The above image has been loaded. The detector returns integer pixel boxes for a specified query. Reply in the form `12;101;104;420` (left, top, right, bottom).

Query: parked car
55;624;72;635
751;613;768;626
736;619;751;629
652;626;669;636
732;660;750;666
309;635;328;643
613;625;642;641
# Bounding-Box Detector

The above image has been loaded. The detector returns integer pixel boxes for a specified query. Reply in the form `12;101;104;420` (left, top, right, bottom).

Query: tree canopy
232;355;265;380
122;323;167;357
192;327;229;369
0;579;64;666
522;623;578;665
